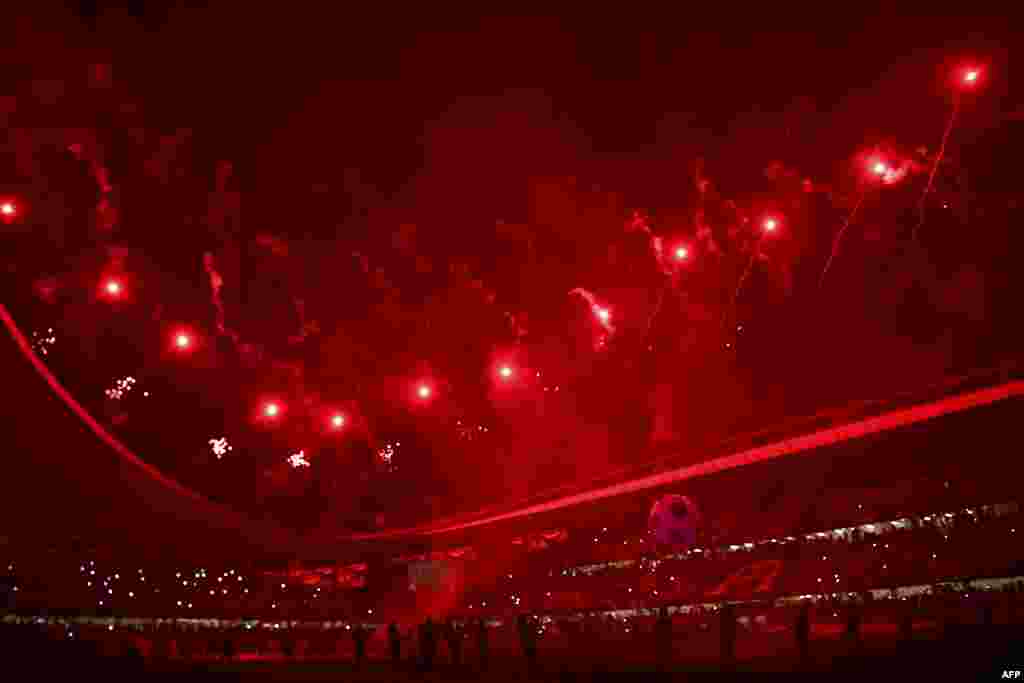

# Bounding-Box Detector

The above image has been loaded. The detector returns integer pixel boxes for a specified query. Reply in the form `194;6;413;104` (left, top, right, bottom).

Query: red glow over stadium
0;31;1019;661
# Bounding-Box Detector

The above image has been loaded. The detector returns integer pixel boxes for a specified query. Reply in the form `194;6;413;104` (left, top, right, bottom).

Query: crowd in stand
444;492;1021;612
3;495;1021;630
2;472;1022;674
3;484;1020;619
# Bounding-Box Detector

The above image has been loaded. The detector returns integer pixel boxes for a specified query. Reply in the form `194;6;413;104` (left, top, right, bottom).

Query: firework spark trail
31;328;56;355
287;450;310;468
291;298;306;344
643;282;673;347
203;252;239;345
914;96;961;240
288;298;317;345
105;376;136;401
209;437;232;460
626;212;673;276
624;213;678;341
69;138;118;233
504;311;528;342
718;243;759;341
651;235;671;275
92;162;113;195
819;189;868;289
568;287;615;333
568;287;598;311
732;249;760;310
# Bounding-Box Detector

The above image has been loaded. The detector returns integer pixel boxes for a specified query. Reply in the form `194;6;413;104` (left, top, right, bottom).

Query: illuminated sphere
263;402;280;417
105;280;122;295
964;69;979;83
0;202;15;216
674;246;688;261
417;384;431;399
331;414;345;428
499;365;513;379
648;494;700;549
596;307;610;322
763;218;778;233
174;333;191;349
872;162;888;176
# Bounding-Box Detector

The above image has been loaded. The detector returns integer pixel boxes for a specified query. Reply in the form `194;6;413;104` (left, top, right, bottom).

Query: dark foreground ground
4;624;1021;680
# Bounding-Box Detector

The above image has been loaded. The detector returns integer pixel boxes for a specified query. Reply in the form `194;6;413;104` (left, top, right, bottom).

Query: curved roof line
341;378;1022;542
9;300;1017;555
1;303;215;504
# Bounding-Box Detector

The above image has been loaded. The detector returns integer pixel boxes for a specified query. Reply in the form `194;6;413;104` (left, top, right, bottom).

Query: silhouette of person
420;617;436;671
795;603;811;665
845;603;862;651
445;618;462;667
352;624;367;669
656;606;673;670
900;608;914;645
981;593;995;627
388;622;401;665
720;604;736;669
477;618;489;670
517;614;537;671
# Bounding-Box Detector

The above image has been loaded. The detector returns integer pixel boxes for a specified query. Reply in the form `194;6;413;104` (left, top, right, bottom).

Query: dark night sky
24;6;1013;216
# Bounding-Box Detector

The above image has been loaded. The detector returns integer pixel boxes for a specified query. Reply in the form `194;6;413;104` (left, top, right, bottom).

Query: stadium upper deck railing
340;360;1023;544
